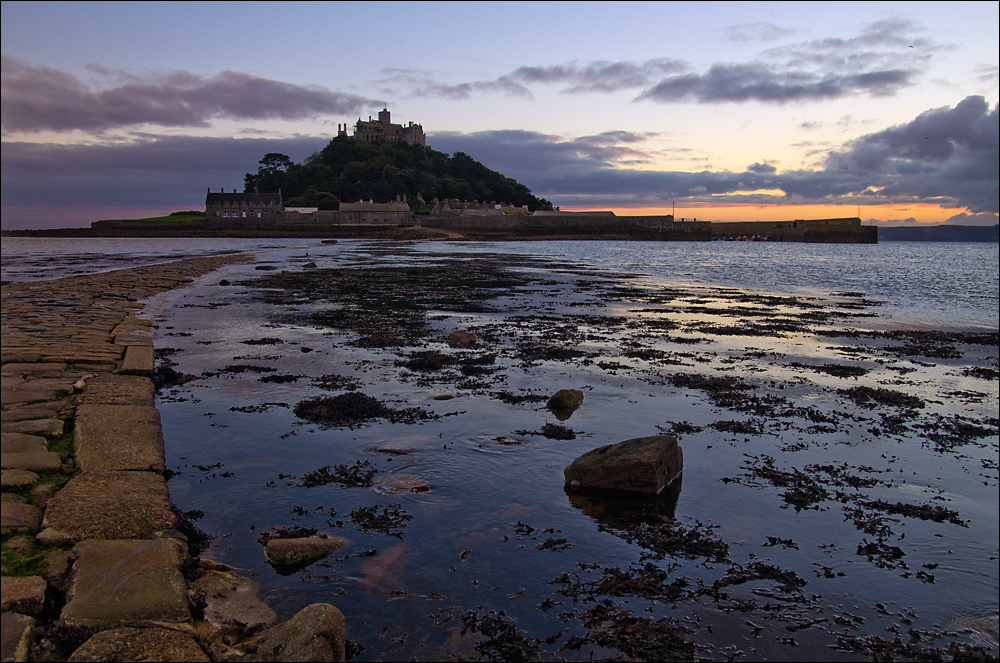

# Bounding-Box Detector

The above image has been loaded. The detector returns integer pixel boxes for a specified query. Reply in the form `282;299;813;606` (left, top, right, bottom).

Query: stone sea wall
1;256;348;661
420;215;877;243
423;215;712;240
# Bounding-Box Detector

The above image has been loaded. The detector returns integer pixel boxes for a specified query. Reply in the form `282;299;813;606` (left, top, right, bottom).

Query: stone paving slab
0;469;39;489
61;539;191;636
1;419;65;437
74;374;155;406
0;390;61;407
37;471;176;545
1;401;72;422
1;433;47;453
67;627;210;662
1;378;77;394
0;576;47;617
1;502;42;536
0;612;35;663
0;363;67;375
74;405;165;473
121;345;155;377
0;451;61;471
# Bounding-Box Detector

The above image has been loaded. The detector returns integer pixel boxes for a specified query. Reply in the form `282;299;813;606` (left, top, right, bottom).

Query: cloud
943;212;999;226
1;56;371;133
399;20;927;105
721;22;797;43
636;64;913;103
431;97;998;214
1;134;327;213
4;98;995;229
822;96;999;213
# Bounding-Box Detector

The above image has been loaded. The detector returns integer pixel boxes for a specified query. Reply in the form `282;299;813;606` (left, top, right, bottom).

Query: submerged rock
565;435;683;495
447;330;477;348
264;535;350;568
374;474;431;494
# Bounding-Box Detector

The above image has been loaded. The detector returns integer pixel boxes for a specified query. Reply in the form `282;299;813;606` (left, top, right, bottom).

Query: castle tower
378;108;391;125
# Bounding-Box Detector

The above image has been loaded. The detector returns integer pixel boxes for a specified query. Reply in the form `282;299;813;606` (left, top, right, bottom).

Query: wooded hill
243;136;553;212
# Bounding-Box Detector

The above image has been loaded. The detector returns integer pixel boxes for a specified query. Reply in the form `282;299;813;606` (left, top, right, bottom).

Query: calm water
4;237;997;330
3;237;998;660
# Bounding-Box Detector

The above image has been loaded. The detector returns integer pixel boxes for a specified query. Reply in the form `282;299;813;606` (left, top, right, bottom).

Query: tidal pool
149;242;999;661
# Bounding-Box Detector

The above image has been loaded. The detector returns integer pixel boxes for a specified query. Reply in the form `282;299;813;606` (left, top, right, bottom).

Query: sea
2;236;998;661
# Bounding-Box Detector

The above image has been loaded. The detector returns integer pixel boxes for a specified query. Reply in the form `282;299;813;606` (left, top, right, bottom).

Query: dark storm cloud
822;96;999;213
0;56;370;133
431;97;998;214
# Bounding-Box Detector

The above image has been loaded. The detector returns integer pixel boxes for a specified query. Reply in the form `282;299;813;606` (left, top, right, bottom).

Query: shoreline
1;255;349;661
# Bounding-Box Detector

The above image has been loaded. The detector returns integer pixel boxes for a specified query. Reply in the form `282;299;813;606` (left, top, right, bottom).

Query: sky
1;1;997;230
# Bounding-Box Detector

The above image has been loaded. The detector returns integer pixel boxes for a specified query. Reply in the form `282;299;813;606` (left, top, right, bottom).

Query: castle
338;108;425;146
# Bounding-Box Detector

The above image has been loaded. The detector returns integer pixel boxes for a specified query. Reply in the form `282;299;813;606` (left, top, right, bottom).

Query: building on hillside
206;188;282;228
338;197;413;224
338;108;426;146
429;199;530;217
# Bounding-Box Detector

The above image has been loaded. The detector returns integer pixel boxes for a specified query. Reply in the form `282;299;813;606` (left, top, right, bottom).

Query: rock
302;262;318;269
253;603;346;662
564;434;683;495
374;474;431;494
67;627;209;662
547;389;584;420
447;330;477;348
190;571;277;643
0;576;46;617
0;612;34;663
219;279;231;286
264;536;350;568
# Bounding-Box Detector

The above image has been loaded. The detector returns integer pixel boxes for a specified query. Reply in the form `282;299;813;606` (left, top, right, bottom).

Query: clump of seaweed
838;385;925;410
460;609;541;662
298;461;378;488
349;504;412;537
293;392;435;428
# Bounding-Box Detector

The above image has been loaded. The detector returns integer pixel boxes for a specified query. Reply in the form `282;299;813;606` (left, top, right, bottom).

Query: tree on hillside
244;138;553;211
259;153;292;174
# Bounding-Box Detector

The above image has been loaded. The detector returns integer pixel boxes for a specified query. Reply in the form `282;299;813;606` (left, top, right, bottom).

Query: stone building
429;199;530;217
205;188;282;228
338;198;413;224
339;108;426;146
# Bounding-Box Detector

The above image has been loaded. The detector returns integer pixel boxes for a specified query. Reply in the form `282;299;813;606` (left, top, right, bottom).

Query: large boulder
67;627;209;662
253;603;346;662
190;571;277;643
564;435;682;495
